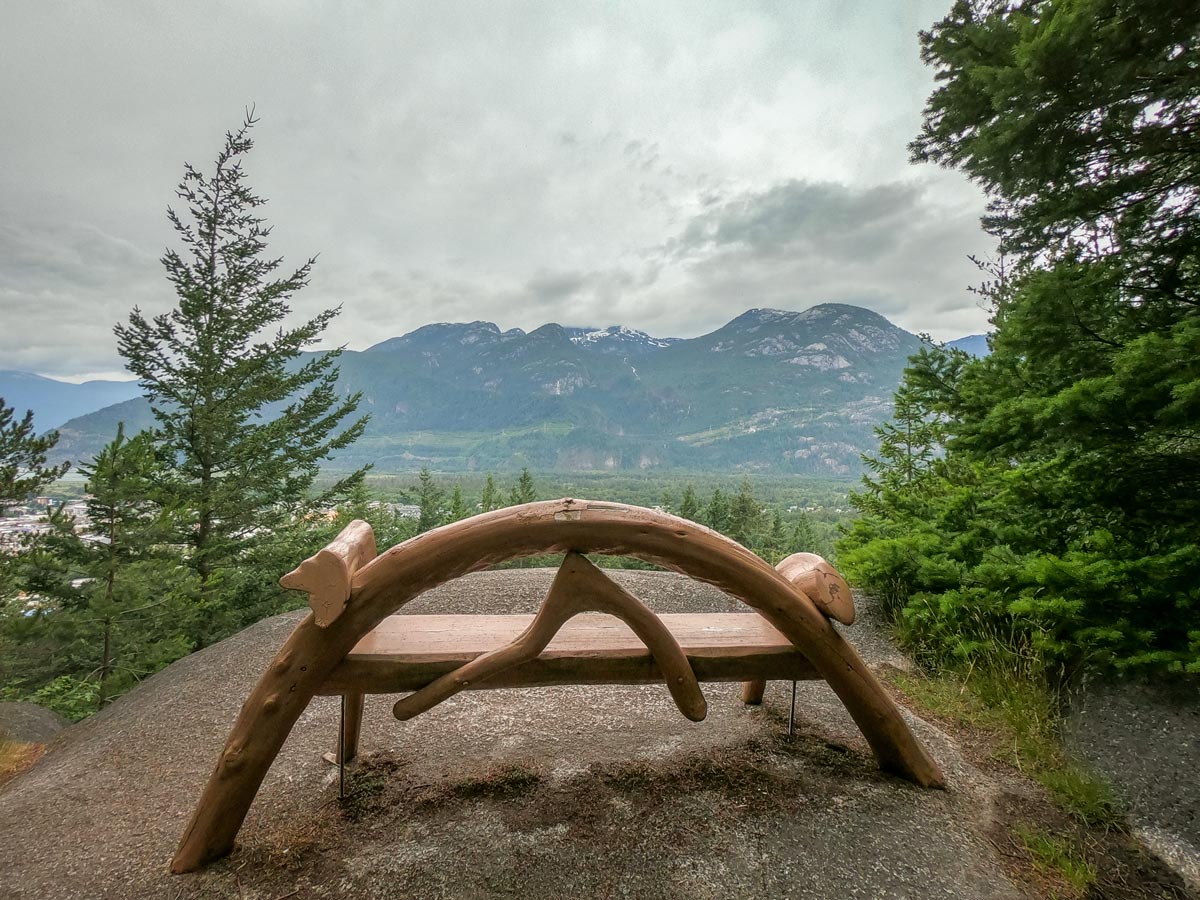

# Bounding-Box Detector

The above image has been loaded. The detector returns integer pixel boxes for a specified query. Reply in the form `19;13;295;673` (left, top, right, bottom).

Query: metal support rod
788;680;797;741
338;694;345;799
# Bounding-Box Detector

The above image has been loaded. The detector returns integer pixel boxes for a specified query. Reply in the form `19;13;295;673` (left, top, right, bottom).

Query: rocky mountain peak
564;325;681;355
365;321;511;354
42;302;949;475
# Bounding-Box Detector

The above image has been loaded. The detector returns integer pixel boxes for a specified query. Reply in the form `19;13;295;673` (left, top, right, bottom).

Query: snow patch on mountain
563;325;681;354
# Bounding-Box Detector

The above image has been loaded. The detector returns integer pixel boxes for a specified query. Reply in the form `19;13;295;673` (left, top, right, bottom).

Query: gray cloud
652;177;993;338
0;1;993;380
676;180;921;260
0;221;161;377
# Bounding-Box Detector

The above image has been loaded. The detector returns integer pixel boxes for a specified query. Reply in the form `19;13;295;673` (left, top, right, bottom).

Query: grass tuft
0;738;45;787
887;665;1122;828
1014;824;1096;896
1035;765;1121;829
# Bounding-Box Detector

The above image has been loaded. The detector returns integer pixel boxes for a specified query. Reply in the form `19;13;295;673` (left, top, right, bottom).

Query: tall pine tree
448;483;470;522
728;476;763;547
704;487;730;534
508;468;536;506
114;114;368;601
678;484;700;522
480;474;499;513
74;426;196;705
414;467;444;533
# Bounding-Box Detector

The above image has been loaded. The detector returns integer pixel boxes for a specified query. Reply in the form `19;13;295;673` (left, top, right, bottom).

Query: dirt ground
0;569;1189;899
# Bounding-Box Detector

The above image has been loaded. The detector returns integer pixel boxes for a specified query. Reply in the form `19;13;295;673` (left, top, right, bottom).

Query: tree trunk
98;617;112;710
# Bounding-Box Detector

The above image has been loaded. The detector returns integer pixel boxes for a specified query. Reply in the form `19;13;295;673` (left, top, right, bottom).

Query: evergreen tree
508;467;535;506
841;1;1200;673
728;476;763;547
0;399;69;510
414;467;444;533
1;427;197;712
74;426;196;705
0;506;86;699
852;347;958;520
704;487;729;534
448;483;470;522
678;484;700;522
320;484;415;559
790;514;818;555
911;0;1200;300
766;509;787;561
113;114;368;599
480;473;498;512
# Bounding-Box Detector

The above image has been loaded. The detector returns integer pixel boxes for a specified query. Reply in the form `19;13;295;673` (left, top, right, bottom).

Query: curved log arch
172;499;943;873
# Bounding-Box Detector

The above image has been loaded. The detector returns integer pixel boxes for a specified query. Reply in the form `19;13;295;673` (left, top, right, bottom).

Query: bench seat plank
318;613;818;695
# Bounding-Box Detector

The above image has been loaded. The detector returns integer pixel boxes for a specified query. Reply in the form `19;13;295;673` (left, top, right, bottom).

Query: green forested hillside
839;0;1199;676
50;303;925;475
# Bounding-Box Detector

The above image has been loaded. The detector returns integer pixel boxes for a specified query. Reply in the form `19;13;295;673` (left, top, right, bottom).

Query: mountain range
946;334;989;357
0;371;142;431
19;304;977;475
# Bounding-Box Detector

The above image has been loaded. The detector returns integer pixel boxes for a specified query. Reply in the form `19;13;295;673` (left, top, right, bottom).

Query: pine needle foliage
0;401;69;509
114;112;369;596
841;1;1200;675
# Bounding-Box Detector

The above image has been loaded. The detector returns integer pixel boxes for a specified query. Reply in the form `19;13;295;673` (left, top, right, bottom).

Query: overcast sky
1;1;995;382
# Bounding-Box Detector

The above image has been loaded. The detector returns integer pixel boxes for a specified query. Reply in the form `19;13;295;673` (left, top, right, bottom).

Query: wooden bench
172;499;944;873
325;612;819;695
319;610;822;762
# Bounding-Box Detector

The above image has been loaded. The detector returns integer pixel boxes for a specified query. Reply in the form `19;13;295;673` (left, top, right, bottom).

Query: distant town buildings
3;495;431;555
368;501;421;519
0;497;91;551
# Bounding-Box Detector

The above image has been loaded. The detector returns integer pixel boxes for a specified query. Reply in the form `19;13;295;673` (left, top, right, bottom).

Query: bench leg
788;680;797;740
342;691;365;763
741;679;766;705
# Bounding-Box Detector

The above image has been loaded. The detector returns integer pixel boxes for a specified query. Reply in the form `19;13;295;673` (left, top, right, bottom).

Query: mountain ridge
946;334;990;357
40;304;943;474
0;370;142;431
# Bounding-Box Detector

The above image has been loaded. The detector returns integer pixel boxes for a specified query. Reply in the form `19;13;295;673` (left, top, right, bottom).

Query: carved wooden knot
775;552;856;625
279;520;378;627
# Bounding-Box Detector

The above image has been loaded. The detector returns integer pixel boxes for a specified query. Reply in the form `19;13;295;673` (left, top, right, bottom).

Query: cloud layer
0;1;993;380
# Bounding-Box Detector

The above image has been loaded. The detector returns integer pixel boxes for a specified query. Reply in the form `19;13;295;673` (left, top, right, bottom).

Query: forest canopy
839;0;1200;675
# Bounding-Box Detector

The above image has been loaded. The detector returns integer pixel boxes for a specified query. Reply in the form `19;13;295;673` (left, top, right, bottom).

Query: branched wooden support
171;499;944;874
393;552;707;722
279;521;376;765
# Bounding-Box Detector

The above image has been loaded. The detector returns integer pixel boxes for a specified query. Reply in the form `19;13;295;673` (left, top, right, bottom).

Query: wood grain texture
343;613;800;661
172;499;944;874
319;651;820;695
279;519;377;627
738;551;856;701
392;553;707;722
319;612;818;693
776;552;856;625
341;692;365;763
